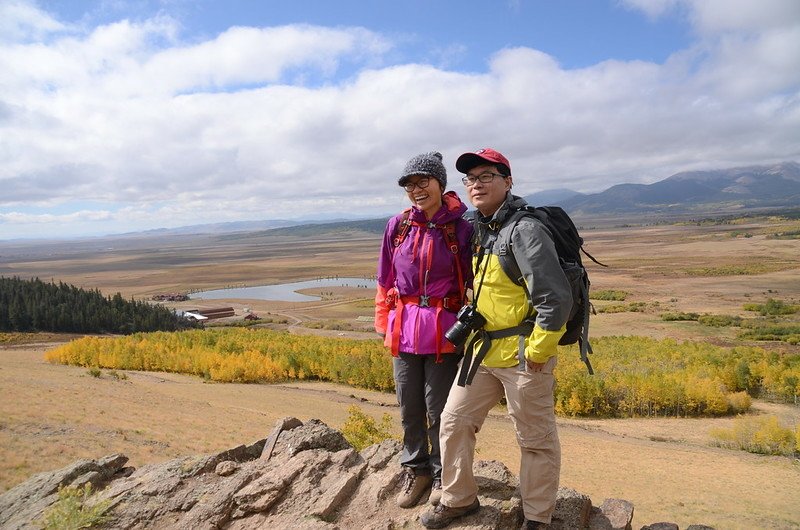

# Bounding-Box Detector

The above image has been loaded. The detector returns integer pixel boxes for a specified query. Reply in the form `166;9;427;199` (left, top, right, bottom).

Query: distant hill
559;161;800;215
221;217;389;240
15;162;795;246
127;219;302;236
523;188;584;206
245;163;800;238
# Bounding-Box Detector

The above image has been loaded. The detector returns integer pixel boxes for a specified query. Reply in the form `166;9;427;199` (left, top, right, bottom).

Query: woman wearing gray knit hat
375;152;474;508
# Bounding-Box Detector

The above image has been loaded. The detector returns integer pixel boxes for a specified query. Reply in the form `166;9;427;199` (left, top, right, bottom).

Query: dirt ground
1;217;799;528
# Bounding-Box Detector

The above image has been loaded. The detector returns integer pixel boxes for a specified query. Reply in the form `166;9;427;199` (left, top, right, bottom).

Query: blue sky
1;0;799;239
39;0;691;69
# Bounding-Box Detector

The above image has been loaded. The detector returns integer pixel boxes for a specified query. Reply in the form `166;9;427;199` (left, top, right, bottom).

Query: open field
1;216;800;528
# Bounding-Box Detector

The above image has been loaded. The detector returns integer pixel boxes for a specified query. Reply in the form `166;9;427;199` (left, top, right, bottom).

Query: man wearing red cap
421;148;573;529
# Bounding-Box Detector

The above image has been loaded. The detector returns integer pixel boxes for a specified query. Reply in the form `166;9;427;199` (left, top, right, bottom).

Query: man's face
464;163;512;217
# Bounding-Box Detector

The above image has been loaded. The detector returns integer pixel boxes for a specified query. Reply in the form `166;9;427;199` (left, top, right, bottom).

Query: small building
180;311;208;322
196;307;236;319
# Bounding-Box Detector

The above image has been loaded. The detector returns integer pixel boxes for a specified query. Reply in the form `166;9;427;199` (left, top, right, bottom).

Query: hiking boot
397;467;433;508
428;477;442;505
420;498;480;529
521;520;549;529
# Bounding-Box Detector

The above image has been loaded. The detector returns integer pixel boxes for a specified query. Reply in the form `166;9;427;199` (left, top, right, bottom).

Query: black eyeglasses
461;172;504;186
402;177;431;192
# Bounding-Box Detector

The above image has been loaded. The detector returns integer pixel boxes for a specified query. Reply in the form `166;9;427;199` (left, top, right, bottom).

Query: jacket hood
408;190;468;224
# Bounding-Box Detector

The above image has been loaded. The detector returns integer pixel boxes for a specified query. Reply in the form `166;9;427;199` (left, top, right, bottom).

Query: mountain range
259;161;800;238
142;161;800;240
7;162;797;244
526;161;800;216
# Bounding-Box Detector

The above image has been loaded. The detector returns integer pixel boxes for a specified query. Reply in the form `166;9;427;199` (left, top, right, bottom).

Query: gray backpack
498;206;606;374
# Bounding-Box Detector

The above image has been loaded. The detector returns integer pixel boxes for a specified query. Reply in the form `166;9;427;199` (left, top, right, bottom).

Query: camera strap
471;243;489;305
457;321;535;386
456;229;539;385
456;242;491;387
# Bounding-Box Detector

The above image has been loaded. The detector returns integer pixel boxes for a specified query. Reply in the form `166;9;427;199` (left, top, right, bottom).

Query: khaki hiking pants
439;356;560;524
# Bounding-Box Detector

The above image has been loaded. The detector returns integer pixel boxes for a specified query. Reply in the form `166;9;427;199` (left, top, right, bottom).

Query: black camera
444;305;486;348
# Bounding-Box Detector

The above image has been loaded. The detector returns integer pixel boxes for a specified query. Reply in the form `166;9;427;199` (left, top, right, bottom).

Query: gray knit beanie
398;151;447;190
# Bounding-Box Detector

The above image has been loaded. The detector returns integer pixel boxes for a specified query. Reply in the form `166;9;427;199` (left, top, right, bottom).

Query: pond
189;277;376;302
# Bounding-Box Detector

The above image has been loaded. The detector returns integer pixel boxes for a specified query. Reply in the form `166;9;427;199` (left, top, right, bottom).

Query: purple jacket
375;191;474;356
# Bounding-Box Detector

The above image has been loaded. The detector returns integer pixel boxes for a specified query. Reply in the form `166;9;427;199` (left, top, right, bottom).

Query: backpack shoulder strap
392;210;466;302
442;219;459;254
496;206;541;287
393;208;413;247
442;219;465;302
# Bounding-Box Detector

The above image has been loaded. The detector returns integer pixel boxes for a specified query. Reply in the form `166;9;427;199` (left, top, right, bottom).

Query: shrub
697;314;743;327
661;312;699;321
47;331;800;418
685;263;789;276
710;415;797;457
743;298;799;316
597;302;647;314
768;229;800;240
304;320;360;331
738;323;800;344
107;370;127;380
591;290;628;301
340;405;396;451
45;328;395;392
39;484;111;530
726;391;752;414
797;424;800;453
87;367;102;378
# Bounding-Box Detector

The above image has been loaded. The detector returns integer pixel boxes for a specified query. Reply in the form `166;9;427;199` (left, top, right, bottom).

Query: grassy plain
1;215;799;529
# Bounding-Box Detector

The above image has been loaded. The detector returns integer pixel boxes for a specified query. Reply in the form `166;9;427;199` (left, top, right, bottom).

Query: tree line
0;276;197;334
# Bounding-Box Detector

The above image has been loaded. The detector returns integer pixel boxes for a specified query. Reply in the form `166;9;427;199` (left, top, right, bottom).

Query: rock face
0;418;709;529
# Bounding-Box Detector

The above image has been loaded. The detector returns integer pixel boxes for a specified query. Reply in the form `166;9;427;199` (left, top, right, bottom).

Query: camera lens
444;320;470;347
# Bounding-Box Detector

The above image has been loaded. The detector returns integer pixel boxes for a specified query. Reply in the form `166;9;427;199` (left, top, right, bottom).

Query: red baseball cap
455;148;511;175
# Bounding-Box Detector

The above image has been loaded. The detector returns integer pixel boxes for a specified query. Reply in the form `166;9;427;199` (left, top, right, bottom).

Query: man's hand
526;359;546;372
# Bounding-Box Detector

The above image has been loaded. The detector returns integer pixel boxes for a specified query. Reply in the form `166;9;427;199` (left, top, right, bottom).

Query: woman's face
403;175;443;218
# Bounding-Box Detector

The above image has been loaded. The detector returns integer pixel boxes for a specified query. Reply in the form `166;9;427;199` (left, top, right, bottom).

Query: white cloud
618;0;682;20
0;209;112;224
622;0;800;33
0;0;66;42
688;0;800;33
1;0;799;239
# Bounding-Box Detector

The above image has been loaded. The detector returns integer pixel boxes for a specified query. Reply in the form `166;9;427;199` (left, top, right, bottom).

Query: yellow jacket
471;194;572;367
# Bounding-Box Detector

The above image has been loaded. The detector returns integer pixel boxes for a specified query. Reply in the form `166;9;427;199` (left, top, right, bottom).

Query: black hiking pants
393;351;460;478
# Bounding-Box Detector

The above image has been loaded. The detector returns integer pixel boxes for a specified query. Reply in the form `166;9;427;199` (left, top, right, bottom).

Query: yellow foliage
340;405;397;451
796;424;800;453
710;414;797;457
726;391;752;413
45;328;392;391
44;332;799;420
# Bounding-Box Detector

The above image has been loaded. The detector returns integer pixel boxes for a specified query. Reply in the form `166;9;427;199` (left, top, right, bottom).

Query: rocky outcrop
0;418;712;529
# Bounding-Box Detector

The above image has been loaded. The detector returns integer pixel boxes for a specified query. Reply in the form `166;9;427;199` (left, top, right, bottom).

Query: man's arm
510;218;573;363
